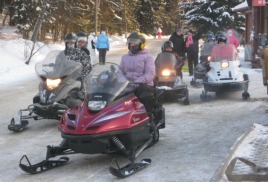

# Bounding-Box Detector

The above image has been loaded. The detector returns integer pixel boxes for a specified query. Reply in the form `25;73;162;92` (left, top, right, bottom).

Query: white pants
89;49;96;65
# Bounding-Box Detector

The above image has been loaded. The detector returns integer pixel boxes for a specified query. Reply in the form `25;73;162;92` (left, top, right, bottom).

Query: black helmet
127;32;146;54
207;35;215;42
127;32;146;48
64;33;77;43
206;31;214;37
162;41;174;52
217;34;227;44
215;31;224;41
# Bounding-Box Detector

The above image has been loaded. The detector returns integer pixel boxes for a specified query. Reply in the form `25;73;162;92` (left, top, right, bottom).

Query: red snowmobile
19;63;165;178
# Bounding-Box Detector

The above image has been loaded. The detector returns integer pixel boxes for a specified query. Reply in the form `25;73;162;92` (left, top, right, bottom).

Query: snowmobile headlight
162;69;171;76
88;101;107;111
46;79;61;90
221;61;229;68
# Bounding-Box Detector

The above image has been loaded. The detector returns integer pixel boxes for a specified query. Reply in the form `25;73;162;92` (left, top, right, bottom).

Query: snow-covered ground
1;27;268;182
0;27;125;88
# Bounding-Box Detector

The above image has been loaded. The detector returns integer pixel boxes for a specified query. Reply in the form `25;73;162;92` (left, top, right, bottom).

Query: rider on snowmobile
200;34;216;62
76;31;90;56
156;40;184;78
118;32;156;118
210;33;237;62
63;33;91;81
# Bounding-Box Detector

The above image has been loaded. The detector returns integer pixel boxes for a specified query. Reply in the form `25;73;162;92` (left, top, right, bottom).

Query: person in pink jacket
118;32;156;117
227;29;239;49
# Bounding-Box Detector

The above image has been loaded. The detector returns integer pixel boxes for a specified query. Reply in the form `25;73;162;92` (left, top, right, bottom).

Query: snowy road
1;39;268;182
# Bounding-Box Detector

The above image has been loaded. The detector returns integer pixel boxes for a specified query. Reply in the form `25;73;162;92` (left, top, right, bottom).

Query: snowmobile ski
109;158;151;178
19;155;69;174
8;118;29;132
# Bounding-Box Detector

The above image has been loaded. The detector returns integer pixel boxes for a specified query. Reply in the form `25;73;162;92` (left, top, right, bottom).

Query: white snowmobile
200;43;250;101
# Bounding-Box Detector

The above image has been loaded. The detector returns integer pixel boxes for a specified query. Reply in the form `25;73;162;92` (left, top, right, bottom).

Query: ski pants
187;53;198;75
134;85;156;115
98;48;107;65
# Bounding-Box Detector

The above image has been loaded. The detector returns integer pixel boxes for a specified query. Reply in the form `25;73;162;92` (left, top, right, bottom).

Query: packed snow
1;27;268;182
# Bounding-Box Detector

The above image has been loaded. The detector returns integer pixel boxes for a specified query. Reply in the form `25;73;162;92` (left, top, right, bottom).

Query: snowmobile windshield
35;50;82;79
210;44;237;62
201;43;214;56
155;52;177;74
83;63;129;102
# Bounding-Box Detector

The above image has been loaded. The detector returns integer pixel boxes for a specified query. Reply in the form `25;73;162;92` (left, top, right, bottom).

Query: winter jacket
87;33;96;50
169;32;185;57
118;49;155;86
185;35;199;54
64;48;91;79
227;29;239;48
82;48;90;56
96;32;110;49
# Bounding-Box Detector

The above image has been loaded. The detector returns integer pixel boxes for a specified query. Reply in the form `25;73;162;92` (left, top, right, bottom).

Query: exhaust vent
86;126;100;130
67;114;76;120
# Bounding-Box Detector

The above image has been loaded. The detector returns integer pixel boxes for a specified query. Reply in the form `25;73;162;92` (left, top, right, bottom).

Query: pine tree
181;0;245;36
13;0;39;38
135;0;161;34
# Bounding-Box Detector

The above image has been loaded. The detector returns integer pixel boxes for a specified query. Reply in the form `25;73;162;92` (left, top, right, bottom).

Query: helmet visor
127;38;142;45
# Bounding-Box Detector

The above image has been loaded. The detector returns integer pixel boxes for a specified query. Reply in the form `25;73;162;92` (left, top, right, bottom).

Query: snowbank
0;35;127;86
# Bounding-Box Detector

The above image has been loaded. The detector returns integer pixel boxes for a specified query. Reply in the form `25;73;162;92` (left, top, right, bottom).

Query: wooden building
233;0;268;67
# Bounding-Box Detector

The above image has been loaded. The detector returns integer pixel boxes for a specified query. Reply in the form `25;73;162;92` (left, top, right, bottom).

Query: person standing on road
169;28;185;60
157;27;162;39
87;32;97;65
96;31;110;65
185;30;199;76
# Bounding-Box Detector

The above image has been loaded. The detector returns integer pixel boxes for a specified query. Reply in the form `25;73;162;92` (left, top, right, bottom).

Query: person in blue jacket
96;31;110;65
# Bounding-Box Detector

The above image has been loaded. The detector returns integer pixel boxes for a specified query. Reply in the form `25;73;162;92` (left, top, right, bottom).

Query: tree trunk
31;0;46;42
0;1;3;14
26;0;46;65
2;12;8;26
9;5;15;26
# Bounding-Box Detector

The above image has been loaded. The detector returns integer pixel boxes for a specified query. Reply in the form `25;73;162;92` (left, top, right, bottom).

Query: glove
107;48;109;51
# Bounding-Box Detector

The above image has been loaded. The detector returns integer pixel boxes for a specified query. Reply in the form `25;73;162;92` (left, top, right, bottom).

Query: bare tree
25;0;47;65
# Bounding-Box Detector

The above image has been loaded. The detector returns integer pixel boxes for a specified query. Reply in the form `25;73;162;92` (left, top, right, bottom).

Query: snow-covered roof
232;1;249;12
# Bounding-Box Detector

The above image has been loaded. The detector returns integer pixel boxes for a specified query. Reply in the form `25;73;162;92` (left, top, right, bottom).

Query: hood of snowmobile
207;61;244;83
58;96;149;135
